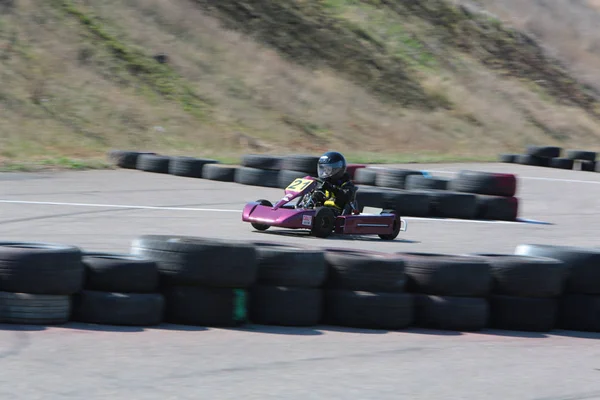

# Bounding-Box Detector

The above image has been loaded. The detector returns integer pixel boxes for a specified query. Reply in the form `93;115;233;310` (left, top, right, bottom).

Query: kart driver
312;151;357;214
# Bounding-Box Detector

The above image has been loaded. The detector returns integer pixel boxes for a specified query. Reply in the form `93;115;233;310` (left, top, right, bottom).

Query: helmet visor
318;160;344;179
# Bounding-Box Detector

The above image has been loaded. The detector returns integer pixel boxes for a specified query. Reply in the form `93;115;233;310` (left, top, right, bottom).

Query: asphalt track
0;162;599;399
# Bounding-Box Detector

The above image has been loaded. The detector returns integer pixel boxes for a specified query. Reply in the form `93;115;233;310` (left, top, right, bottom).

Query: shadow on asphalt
252;229;421;244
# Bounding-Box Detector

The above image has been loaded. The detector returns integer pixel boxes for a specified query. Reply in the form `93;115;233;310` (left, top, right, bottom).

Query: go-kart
241;175;407;240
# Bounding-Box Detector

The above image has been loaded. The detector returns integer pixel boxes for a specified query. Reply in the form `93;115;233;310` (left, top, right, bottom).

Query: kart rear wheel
379;209;401;240
251;199;272;231
311;207;336;238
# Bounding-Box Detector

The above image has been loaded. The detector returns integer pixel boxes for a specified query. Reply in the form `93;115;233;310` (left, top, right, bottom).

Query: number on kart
286;178;312;192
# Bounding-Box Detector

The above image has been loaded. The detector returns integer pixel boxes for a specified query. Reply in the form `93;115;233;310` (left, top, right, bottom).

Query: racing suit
314;172;357;213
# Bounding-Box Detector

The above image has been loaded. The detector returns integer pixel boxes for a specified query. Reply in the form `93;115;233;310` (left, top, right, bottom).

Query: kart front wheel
379;209;401;240
251;199;272;231
311;207;336;238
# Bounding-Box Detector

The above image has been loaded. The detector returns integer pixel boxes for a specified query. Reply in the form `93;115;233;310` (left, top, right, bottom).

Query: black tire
0;292;71;325
82;252;159;293
136;154;171;173
277;170;310;189
107;150;156;169
514;244;600;295
378;209;401;240
249;285;322;326
355;187;385;210
241;154;283;170
427;190;477;219
71;290;164;326
414;294;489;331
449;170;517;197
549;157;574;170
526;145;561;158
163;286;248;327
324;290;414;330
168;156;219;178
130;235;258;288
581;160;596;172
405;174;449;190
0;242;84;295
354;168;379;186
311;207;336;238
475;195;519;221
489;295;557;332
398;252;492;296
375;169;423;189
281;155;320;175
234;167;280;188
324;249;405;292
253;242;326;287
558;294;600;332
499;153;518;163
201;164;236;182
565;150;596;162
516;154;550;167
380;189;431;217
251;199;272;231
469;254;567;298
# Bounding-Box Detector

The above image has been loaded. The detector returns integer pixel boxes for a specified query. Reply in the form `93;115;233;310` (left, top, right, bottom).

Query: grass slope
1;0;599;169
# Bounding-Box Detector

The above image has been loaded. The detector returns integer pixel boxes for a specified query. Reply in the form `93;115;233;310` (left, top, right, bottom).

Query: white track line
0;199;550;225
0;199;240;213
426;170;600;184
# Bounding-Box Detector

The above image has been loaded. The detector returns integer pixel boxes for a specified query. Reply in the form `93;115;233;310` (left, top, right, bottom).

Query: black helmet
317;151;347;180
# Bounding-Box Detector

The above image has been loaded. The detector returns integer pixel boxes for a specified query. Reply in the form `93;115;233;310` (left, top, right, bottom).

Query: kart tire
414;294;489;331
469;254;567;298
249;285;322;326
516;154;550;167
398;252;492;296
558;294;600;332
71;290;165;326
241;154;283;170
0;242;84;295
514;244;600;294
201;164;236;182
405;174;449;191
324;249;406;292
136;154;171;174
324;290;414;330
311;207;336;238
253;242;326;287
378;209;401;241
82;252;160;293
488;295;557;332
251;199;272;231
475;195;519;221
168;156;219;178
163;286;248;327
581;160;596;172
234;167;280;188
375;169;423;189
130;235;258;288
0;292;71;325
449;170;517;197
107;150;156;169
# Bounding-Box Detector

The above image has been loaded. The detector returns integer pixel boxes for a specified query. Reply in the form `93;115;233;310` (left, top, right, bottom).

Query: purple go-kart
241;175;407;239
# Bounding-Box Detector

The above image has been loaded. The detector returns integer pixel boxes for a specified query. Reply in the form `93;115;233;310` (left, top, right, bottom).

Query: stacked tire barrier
130;235;257;327
72;253;164;326
500;145;599;172
398;253;491;331
2;238;600;335
323;249;413;330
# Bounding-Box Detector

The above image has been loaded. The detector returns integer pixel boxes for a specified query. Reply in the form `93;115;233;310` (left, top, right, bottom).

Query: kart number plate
302;215;313;226
286;178;313;192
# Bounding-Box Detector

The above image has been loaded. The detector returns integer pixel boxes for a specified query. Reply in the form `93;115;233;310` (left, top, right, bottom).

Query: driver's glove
313;190;326;204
